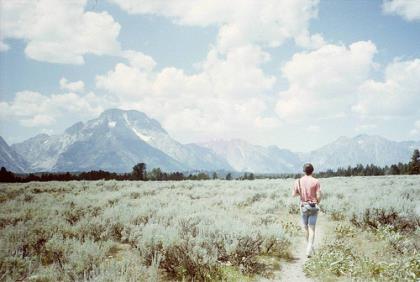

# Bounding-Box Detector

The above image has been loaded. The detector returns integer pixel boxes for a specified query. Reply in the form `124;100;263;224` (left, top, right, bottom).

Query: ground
0;176;419;281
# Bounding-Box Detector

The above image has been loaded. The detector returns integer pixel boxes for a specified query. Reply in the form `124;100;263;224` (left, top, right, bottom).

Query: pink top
293;175;320;204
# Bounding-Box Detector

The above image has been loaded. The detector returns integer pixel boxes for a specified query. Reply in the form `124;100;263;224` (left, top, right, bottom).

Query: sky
0;0;420;152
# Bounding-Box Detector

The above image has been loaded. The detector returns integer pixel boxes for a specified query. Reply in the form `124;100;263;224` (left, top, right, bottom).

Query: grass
0;175;419;281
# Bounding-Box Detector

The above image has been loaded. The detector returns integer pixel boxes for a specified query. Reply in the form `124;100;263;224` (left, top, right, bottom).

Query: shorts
301;208;318;226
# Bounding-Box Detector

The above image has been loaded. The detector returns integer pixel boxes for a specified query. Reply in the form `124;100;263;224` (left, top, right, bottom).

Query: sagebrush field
1;176;419;281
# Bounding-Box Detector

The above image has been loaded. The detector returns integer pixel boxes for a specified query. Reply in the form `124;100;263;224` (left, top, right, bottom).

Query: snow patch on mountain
132;127;152;142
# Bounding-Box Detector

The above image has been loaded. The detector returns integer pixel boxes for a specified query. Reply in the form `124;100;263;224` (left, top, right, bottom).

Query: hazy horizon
2;107;419;155
1;0;420;152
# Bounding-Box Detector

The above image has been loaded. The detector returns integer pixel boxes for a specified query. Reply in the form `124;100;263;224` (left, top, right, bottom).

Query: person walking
292;163;321;257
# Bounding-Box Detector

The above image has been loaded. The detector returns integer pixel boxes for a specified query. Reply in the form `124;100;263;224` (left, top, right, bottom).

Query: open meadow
1;176;419;281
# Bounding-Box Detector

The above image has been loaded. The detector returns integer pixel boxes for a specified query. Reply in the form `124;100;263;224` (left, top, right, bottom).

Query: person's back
294;175;320;204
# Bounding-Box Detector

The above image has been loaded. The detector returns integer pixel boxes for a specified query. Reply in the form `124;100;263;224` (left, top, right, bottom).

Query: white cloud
383;0;420;21
255;116;282;129
0;0;121;64
306;125;320;133
0;89;106;127
108;0;324;52
275;41;377;120
59;78;85;93
121;50;157;71
96;45;278;140
96;63;155;99
409;120;420;136
0;41;9;52
353;59;420;118
21;115;56;127
355;124;377;132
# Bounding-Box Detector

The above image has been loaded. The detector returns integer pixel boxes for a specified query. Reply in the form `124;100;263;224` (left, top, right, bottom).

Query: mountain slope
12;109;230;172
198;139;300;173
0;136;29;172
112;110;232;171
303;134;420;171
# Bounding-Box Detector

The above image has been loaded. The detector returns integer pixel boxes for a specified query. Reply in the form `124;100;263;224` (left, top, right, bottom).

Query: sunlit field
1;176;419;281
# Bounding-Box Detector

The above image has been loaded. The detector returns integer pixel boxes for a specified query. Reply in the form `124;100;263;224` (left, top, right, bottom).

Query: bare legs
303;225;309;242
306;224;315;257
301;212;317;257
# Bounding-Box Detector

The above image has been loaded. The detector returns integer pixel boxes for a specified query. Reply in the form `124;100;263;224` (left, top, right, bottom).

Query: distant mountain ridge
11;109;231;173
2;109;419;173
302;134;420;171
198;139;300;173
0;136;29;173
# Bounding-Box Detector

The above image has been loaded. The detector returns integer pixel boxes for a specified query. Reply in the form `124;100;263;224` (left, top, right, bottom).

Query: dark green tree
0;167;15;182
132;163;146;180
389;164;400;175
225;172;232;180
196;172;210;180
212;172;218;179
408;149;420;174
149;167;163;180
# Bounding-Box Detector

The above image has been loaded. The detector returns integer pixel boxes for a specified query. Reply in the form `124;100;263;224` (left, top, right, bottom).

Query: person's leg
306;213;318;257
306;224;315;256
301;213;309;242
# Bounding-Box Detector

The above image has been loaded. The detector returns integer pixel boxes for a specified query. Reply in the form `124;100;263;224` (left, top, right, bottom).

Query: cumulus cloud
96;38;420;141
0;0;121;64
0;90;106;127
409;120;420;136
121;50;157;71
96;45;280;140
108;0;324;51
0;41;9;52
275;41;377;120
306;125;320;133
355;124;377;132
59;78;85;93
352;59;420;118
20;115;56;127
383;0;420;21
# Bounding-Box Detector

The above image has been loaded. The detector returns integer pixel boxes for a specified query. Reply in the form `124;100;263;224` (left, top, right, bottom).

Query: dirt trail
261;213;328;282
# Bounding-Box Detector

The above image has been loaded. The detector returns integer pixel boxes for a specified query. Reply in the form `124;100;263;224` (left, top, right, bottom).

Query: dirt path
260;213;328;282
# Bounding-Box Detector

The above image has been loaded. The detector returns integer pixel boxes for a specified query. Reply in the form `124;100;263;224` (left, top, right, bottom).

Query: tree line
0;162;220;183
257;149;420;179
1;149;419;183
318;149;419;177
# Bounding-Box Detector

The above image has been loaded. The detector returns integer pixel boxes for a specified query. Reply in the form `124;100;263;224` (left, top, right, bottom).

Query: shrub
287;202;300;214
350;208;419;232
64;239;113;278
334;223;356;239
304;240;358;277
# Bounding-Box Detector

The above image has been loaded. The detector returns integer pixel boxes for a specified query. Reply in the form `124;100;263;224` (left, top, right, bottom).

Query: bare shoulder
311;176;320;183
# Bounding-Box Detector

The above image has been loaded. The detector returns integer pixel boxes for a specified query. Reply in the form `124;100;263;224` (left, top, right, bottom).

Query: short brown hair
303;163;314;175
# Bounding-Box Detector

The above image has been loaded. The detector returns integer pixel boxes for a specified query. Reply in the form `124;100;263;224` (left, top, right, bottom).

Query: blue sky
1;0;419;151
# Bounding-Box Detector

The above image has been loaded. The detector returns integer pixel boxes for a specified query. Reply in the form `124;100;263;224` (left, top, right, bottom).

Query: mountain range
1;109;419;173
0;136;29;173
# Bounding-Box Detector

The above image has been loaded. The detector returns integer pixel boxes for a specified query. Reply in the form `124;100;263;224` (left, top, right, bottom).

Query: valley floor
0;176;419;281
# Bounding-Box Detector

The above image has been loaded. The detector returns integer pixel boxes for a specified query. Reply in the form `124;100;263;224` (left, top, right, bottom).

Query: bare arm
316;181;321;203
316;190;321;204
292;180;299;197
